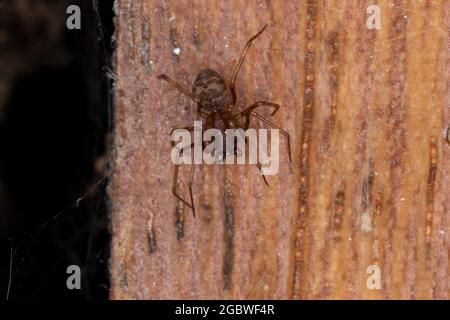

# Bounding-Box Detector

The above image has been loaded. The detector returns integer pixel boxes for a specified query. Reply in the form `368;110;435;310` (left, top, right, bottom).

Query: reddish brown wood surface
110;0;450;299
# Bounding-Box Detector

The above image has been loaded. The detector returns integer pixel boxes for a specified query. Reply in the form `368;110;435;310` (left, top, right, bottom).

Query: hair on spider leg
158;23;292;218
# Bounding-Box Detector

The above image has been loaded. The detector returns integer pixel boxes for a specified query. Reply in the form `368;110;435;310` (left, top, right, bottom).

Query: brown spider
158;24;291;217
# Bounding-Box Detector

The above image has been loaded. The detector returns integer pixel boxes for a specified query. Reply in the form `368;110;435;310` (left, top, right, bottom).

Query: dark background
0;0;114;299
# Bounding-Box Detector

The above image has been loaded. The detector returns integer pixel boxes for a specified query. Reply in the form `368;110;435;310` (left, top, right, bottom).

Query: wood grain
109;0;450;299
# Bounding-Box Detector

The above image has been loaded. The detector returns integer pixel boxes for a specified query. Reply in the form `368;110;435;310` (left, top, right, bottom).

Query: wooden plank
110;0;449;299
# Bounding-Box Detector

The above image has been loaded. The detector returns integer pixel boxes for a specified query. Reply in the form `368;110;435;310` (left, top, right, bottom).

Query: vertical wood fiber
110;0;450;299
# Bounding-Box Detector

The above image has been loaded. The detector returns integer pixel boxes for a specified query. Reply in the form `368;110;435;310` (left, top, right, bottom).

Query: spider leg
235;101;280;145
234;101;280;119
173;163;193;209
229;24;268;104
245;137;270;186
158;74;200;104
171;126;198;217
172;150;198;217
188;162;197;218
243;111;292;162
255;161;270;186
221;135;270;186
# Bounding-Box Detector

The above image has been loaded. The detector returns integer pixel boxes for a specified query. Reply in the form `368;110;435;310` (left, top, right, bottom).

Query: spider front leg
229;24;268;104
158;74;200;104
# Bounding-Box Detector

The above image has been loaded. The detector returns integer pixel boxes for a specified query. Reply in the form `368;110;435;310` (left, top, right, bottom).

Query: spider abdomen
192;68;232;113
